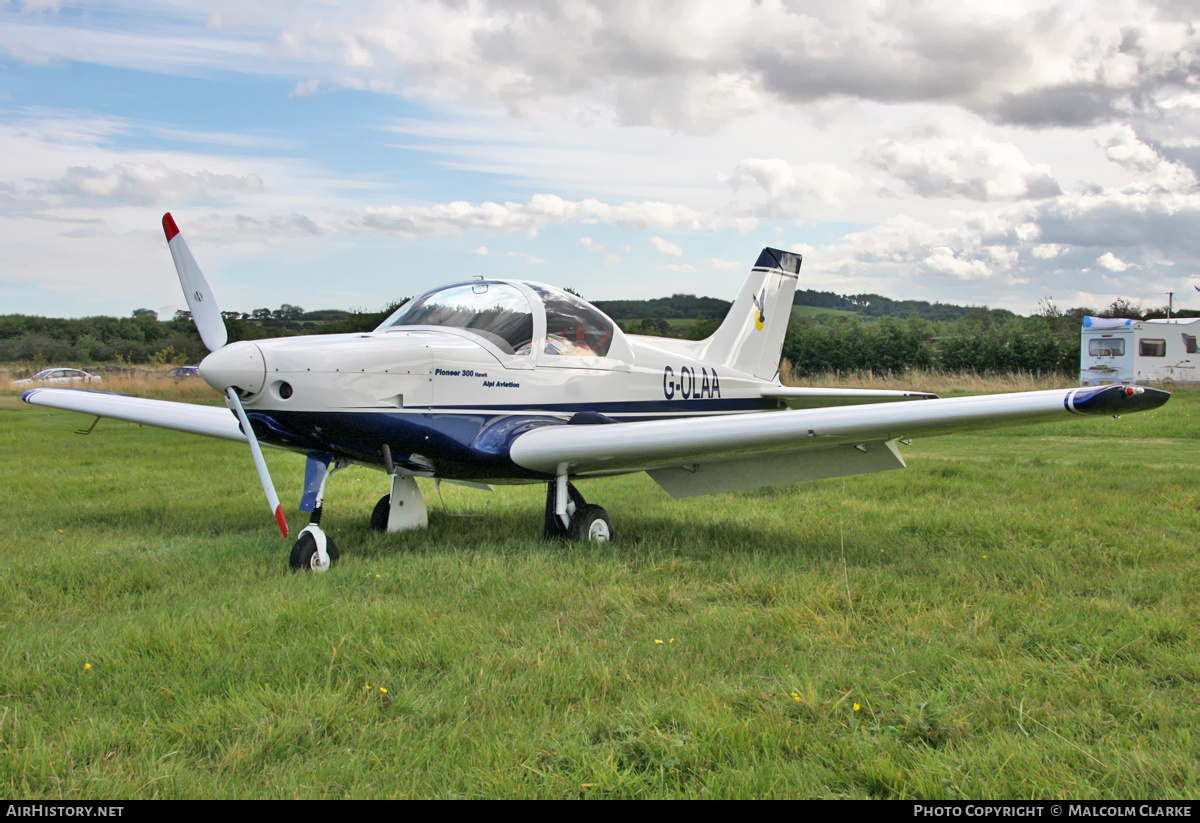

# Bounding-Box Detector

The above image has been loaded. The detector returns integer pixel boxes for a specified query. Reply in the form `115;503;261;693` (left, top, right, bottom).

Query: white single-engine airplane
23;214;1170;572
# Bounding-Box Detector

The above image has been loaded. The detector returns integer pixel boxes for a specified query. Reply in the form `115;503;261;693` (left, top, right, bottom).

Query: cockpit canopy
376;281;619;359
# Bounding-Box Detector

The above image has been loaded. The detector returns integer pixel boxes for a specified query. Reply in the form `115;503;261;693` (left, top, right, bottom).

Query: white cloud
923;247;993;280
11;2;1199;133
864;128;1061;201
707;257;739;270
1101;125;1198;191
341;196;708;241
469;246;488;256
649;236;683;256
666;263;695;273
1097;251;1131;271
726;158;860;206
38;162;264;206
507;250;545;264
291;78;320;97
5;6;1200;318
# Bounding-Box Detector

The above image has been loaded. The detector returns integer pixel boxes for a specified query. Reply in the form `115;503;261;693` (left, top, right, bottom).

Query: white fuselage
200;321;780;481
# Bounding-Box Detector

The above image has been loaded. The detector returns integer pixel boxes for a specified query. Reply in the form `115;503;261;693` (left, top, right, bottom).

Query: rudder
695;248;801;379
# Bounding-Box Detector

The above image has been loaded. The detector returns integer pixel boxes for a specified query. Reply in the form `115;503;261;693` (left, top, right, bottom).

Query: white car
12;368;102;386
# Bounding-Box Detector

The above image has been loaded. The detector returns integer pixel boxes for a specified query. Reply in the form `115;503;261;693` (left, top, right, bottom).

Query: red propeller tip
162;213;180;241
275;505;289;538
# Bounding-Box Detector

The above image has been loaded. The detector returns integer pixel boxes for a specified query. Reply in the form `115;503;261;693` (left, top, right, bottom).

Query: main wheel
290;531;340;572
370;494;391;531
568;504;613;542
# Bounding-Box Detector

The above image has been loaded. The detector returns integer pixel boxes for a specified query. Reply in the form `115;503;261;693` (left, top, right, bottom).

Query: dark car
158;366;201;380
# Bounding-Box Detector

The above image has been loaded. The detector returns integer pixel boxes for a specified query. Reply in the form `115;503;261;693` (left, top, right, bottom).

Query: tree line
781;310;1079;377
0;302;406;367
3;289;1185;379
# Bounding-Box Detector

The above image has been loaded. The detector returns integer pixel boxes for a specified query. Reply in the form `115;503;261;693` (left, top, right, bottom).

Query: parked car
12;368;102;386
158;366;201;380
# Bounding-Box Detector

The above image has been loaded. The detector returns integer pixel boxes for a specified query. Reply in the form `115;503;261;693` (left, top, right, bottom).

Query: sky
1;0;1198;319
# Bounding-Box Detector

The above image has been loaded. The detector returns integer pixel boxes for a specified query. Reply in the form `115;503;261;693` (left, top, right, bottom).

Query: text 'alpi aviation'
23;214;1170;571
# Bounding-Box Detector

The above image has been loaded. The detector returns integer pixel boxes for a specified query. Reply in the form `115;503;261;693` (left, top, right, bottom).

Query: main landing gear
369;475;430;534
544;477;614;542
294;461;612;572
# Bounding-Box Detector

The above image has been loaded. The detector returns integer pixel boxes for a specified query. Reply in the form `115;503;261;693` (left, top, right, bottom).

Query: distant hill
792;289;978;321
591;289;988;325
591;294;731;321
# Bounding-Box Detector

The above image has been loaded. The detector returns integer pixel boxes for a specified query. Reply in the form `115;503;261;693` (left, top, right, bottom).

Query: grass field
1;374;1197;799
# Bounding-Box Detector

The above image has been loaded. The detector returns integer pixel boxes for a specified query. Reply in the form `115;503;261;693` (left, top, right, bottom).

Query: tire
370;495;391;531
568;504;613;542
289;531;340;572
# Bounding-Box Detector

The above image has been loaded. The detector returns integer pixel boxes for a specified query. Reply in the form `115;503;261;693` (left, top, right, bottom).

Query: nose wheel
290;523;339;572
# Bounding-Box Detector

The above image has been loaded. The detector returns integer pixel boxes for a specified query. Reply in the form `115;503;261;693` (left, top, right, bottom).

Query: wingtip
1070;384;1171;415
275;505;289;538
162;213;179;242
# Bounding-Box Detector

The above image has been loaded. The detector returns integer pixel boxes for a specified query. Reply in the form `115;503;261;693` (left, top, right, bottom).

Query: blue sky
3;0;1199;319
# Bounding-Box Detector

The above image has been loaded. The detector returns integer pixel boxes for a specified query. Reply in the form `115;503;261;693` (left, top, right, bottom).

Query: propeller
162;213;289;538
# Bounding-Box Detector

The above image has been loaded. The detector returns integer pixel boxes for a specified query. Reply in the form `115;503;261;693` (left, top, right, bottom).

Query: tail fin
696;248;801;379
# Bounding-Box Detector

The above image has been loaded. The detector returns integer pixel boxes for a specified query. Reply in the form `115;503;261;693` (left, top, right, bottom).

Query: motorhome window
530;285;614;357
380;283;534;354
1088;339;1125;357
1140;339;1166;357
1183;334;1197;354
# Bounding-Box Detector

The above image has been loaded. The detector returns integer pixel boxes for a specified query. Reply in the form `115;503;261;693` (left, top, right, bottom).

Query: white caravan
1080;315;1200;387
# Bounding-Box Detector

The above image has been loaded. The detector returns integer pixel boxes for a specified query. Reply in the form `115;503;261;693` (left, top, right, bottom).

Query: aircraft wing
21;388;246;443
762;386;937;408
509;385;1170;498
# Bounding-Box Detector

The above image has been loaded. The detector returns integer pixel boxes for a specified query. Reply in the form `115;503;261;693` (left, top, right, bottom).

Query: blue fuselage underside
246;398;777;480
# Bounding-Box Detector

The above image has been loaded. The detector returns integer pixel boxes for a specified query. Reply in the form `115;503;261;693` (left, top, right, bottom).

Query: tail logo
752;289;766;331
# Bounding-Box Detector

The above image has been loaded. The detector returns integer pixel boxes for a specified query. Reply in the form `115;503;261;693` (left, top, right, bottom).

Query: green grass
1;380;1197;798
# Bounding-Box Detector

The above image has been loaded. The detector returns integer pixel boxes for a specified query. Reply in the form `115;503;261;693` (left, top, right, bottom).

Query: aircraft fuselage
203;326;781;481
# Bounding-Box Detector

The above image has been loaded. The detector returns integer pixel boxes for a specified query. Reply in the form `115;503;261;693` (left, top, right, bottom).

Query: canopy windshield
530;285;615;357
379;283;534;355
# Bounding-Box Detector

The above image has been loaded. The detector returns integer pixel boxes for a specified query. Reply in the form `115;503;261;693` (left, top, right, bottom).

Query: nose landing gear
290;516;339;572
